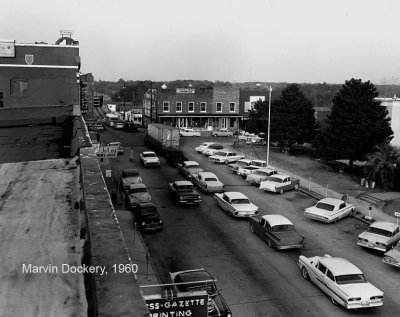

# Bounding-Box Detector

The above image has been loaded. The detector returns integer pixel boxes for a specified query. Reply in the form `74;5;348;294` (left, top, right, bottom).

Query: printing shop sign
144;291;208;317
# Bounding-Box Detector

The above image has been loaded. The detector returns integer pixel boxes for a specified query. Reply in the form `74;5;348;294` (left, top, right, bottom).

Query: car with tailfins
249;214;305;250
215;191;258;218
191;172;224;193
139;151;160;167
227;159;252;173
168;180;202;205
177;161;203;179
209;150;245;164
382;240;400;268
246;167;278;185
304;198;355;223
180;128;201;137
125;183;151;209
131;202;163;231
297;254;384;309
357;221;400;252
169;268;232;317
211;128;234;137
119;169;143;192
259;173;300;194
202;143;225;156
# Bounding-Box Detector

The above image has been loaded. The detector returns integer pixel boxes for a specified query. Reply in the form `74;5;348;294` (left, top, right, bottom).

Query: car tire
301;267;309;280
294;184;299;190
279;189;284;194
267;240;272;247
224;160;229;165
331;297;338;305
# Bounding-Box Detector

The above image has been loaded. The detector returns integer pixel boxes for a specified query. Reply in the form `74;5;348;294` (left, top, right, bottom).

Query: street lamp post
150;82;153;123
256;83;272;166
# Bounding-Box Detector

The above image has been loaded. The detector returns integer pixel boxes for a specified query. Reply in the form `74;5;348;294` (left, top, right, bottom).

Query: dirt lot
0;158;87;316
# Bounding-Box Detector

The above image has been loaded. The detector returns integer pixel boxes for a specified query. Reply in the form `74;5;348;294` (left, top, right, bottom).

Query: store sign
144;291;208;317
176;88;195;94
96;145;118;158
395;212;400;217
0;40;15;57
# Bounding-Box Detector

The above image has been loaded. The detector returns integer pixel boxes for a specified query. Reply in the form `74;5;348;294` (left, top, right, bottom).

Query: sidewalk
226;142;400;224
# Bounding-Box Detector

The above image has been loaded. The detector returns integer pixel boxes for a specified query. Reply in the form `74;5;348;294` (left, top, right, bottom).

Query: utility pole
150;82;153;123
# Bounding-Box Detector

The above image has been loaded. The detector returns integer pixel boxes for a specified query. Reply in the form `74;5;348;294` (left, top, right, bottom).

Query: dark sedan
131;202;163;231
168;180;201;205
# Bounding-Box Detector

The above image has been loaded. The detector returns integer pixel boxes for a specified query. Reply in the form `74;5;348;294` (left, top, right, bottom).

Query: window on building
200;102;207;112
163;101;170;112
188;102;194;112
229;102;235;112
0;92;3;108
10;79;28;96
216;102;222;112
176;102;182;112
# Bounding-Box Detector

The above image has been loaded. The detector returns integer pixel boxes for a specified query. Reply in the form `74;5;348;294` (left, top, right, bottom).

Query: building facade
0;38;80;109
377;97;400;146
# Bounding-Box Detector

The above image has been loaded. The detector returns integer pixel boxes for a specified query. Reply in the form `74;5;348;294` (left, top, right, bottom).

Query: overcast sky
2;0;400;84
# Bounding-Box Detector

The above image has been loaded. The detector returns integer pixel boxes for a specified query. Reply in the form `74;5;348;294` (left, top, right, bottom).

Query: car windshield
252;162;266;167
143;153;156;157
129;188;148;194
140;208;158;216
177;185;194;192
366;227;393;237
315;202;335;211
267;177;282;183
211;145;224;150
272;225;295;232
187;165;200;169
123;170;139;177
204;177;218;182
214;151;226;156
335;274;366;285
231;198;250;204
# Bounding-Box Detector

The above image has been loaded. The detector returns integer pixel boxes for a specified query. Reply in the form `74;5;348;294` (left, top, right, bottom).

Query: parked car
169;268;232;317
237;165;262;178
122;122;138;132
107;141;124;154
119;169;143;192
168;180;202;205
259;174;300;194
113;121;125;129
202;144;225;156
209;150;245;164
191;172;224;193
215;191;258;218
195;142;216;153
246;167;278;185
383;240;400;268
177;161;203;179
249;159;268;168
357;221;400;252
131;202;163;231
165;148;187;166
304;198;355;223
180;128;201;137
125;183;151;209
297;254;384;309
139;151;160;167
249;214;305;250
227;159;253;173
211;128;234;137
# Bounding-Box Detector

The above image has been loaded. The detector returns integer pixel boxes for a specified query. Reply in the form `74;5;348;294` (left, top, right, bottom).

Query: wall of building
212;86;240;114
378;98;400;147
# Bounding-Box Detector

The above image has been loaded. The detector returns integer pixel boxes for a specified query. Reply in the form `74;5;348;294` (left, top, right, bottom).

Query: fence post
309;177;311;191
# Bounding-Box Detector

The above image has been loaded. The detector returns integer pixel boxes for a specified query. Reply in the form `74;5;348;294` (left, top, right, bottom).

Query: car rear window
367;227;393;237
335;274;366;285
231;198;250;204
204;178;217;182
315;202;335;211
129;188;148;194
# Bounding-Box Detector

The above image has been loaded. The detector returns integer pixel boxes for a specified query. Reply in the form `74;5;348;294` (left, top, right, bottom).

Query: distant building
376;97;400;146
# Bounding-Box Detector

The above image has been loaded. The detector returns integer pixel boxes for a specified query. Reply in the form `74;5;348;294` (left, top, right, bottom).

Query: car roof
251;159;267;163
108;142;121;145
223;192;248;199
128;183;147;190
319;257;363;276
317;198;343;206
270;173;291;180
369;221;399;231
201;142;215;146
262;215;293;227
198;172;217;178
237;159;252;163
142;151;156;154
172;269;213;283
122;168;140;175
255;167;277;172
183;161;199;166
174;180;194;186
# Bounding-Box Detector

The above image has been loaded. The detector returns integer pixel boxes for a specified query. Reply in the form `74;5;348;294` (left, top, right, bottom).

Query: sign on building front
176;88;195;94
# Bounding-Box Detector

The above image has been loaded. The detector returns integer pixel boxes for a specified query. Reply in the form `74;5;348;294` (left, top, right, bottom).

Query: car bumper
346;300;383;309
277;243;306;250
144;162;160;166
233;211;258;217
178;199;202;205
140;224;163;231
304;212;333;223
357;241;386;252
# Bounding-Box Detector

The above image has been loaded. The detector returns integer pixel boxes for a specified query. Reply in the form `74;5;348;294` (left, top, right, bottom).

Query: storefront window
216;102;222;112
10;79;28;96
176;102;182;112
163;101;170;112
200;102;206;112
188;102;194;112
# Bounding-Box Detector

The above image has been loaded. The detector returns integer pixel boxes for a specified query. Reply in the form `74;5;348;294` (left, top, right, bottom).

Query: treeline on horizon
94;79;400;108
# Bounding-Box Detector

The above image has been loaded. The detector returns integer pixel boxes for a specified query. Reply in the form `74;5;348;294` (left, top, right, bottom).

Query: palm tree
364;144;400;190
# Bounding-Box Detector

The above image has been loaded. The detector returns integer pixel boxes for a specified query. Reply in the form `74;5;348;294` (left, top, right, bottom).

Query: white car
237;165;261;178
228;159;253;173
195;142;215;153
248;159;268;169
139;151;160;167
215;191;259;218
107;141;124;154
246;167;278;185
180;128;201;137
259;174;300;194
209;150;245;164
177;161;203;179
211;128;233;137
191;172;225;193
357;221;400;252
304;198;355;223
298;254;384;309
202;144;225;156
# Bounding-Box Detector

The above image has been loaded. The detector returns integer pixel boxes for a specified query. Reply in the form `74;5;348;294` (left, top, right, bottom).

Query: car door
253;217;266;237
261;220;273;244
280;177;291;191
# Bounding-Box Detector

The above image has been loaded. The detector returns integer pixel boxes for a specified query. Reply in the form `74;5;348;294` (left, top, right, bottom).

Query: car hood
339;283;383;299
232;203;258;212
178;191;201;198
143;157;159;162
188;168;203;174
305;206;334;217
358;231;390;244
206;181;224;187
384;248;400;260
129;193;151;202
123;177;141;185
